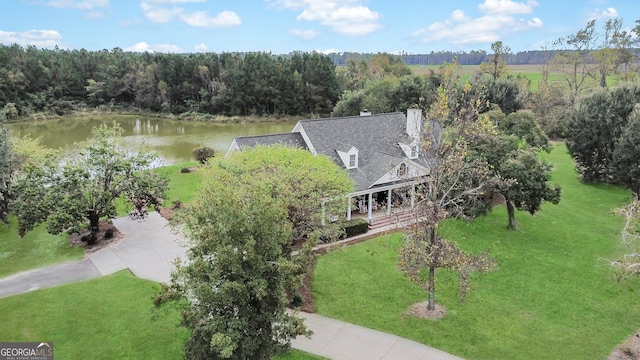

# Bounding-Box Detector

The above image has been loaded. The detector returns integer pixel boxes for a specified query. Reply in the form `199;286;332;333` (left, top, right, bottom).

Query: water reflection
9;115;298;165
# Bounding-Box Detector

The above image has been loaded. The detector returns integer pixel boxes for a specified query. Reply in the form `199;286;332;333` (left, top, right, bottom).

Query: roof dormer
336;146;359;169
399;142;419;160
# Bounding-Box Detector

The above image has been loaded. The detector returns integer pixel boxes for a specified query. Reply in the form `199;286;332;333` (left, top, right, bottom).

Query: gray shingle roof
234;132;308;150
297;112;424;191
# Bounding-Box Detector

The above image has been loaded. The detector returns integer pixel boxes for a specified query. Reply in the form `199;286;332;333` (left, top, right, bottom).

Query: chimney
360;109;371;116
406;108;422;144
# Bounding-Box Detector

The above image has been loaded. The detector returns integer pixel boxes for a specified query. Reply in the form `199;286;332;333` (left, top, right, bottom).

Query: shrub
180;167;191;173
172;199;183;209
192;146;215;164
341;218;369;238
289;291;304;308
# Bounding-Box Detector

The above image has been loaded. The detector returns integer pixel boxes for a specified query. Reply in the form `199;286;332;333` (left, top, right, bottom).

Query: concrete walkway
0;212;463;360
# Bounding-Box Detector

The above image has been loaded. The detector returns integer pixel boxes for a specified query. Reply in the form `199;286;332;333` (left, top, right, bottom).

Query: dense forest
326;49;566;66
2;44;638;121
0;45;340;118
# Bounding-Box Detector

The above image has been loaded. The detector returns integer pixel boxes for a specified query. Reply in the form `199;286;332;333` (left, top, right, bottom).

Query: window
411;146;418;158
397;163;407;177
349;154;356;168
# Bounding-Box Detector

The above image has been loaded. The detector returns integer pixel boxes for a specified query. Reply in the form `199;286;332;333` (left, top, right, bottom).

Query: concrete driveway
0;211;464;360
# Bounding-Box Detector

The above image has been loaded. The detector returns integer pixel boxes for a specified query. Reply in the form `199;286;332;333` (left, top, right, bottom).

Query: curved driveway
0;212;464;360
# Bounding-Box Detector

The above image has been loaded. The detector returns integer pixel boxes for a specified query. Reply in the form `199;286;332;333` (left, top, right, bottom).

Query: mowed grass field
410;64;569;91
0;270;325;360
312;143;639;359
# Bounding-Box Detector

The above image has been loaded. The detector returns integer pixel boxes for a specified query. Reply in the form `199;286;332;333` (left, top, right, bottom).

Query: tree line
0;46;339;119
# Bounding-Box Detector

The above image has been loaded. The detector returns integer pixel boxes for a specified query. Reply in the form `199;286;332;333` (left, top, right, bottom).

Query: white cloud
141;2;182;23
316;48;341;54
181;10;241;28
125;41;183;53
42;0;109;10
289;28;320;39
268;0;382;36
451;9;470;22
141;2;241;28
588;7;618;21
477;0;537;15
413;0;543;46
0;29;66;48
194;42;208;52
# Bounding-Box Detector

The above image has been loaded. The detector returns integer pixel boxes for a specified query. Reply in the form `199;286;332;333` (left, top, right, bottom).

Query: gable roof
294;112;426;191
234;132;308;151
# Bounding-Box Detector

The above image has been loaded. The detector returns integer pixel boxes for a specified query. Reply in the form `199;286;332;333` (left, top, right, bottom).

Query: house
225;109;429;224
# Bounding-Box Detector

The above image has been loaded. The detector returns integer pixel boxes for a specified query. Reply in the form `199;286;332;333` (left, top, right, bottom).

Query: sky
1;0;638;54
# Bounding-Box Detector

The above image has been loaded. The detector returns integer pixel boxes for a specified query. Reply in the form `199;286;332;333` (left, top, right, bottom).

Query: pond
9;115;299;165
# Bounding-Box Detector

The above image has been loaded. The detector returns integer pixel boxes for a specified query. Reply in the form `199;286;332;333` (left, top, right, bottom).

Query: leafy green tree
12;123;168;244
479;41;511;80
613;105;640;195
567;84;640;182
400;75;499;312
498;110;550;150
499;150;560;230
482;76;528;115
0;127;16;222
218;145;354;243
331;89;366;117
0;128;47;223
155;145;353;359
593;18;623;88
551;20;598;106
331;75;437;116
192;146;215;164
476;113;559;229
530;81;570;139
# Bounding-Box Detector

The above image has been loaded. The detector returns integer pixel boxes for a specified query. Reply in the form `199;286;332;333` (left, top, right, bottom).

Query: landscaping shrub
192;146;215;164
341;218;369;238
180;167;191;173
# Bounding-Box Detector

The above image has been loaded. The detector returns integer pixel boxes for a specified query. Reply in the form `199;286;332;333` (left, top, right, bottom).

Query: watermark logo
0;342;53;360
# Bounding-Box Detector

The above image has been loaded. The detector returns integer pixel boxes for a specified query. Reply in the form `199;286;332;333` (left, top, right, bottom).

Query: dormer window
337;146;359;169
399;142;419;160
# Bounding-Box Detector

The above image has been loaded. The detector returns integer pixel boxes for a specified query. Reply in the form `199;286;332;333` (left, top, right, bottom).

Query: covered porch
344;181;421;226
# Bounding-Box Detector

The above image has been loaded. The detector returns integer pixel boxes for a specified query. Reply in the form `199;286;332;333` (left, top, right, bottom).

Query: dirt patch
404;301;447;319
158;206;176;220
609;330;640;360
68;221;124;254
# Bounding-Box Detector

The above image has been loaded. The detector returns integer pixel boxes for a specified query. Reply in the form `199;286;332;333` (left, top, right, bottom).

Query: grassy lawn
115;161;203;216
154;161;202;207
2;161;202;279
313;143;640;359
0;217;84;278
0;270;324;360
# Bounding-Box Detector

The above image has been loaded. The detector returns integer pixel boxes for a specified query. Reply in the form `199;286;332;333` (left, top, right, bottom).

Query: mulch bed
297;256;316;313
404;302;446;319
609;330;640;360
68;220;124;254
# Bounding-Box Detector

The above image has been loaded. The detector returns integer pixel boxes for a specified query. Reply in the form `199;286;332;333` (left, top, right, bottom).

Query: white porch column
410;185;415;208
367;192;373;223
386;189;392;215
347;196;352;221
